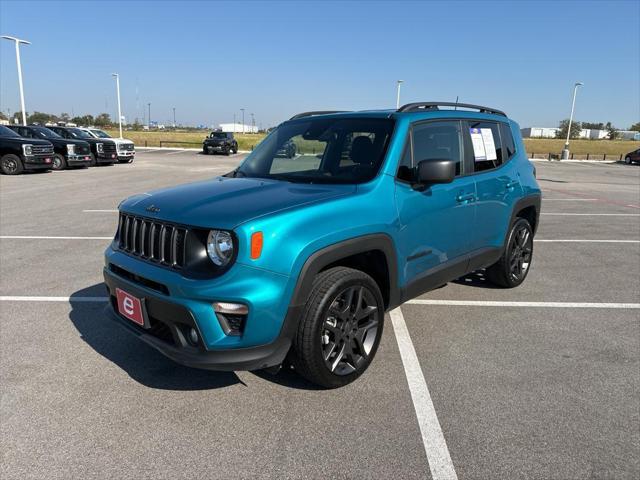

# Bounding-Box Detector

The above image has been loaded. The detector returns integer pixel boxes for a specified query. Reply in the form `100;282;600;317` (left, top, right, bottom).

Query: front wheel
486;217;534;288
52;154;67;171
291;267;384;388
0;154;24;175
625;156;632;165
89;154;97;166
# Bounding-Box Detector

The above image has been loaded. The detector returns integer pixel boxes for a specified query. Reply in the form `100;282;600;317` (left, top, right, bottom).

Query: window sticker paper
469;128;486;161
480;128;497;161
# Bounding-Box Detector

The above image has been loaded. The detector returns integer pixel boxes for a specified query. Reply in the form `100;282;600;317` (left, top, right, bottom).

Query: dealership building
219;123;259;133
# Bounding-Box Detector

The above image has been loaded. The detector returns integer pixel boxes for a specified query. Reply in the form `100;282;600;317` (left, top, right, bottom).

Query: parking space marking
534;239;639;243
390;308;458;480
542;198;597;201
407;299;640;309
0;235;112;240
542;213;640;217
0;296;107;302
165;149;194;155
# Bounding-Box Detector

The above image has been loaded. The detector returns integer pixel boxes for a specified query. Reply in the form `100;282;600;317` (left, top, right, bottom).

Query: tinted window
0;126;21;137
469;121;502;172
500;123;516;160
412;121;462;176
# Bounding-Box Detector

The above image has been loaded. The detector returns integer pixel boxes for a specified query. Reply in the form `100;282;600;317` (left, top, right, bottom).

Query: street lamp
172;107;176;128
396;80;404;109
561;82;584;160
240;108;245;134
147;102;151;128
250;113;255;133
112;73;123;138
2;35;31;125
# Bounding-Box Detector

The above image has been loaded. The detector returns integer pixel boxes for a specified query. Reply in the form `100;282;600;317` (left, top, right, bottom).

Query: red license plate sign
116;288;145;326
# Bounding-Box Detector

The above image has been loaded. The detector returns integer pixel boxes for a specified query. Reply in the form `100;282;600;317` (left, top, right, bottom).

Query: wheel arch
289;234;400;312
509;194;541;236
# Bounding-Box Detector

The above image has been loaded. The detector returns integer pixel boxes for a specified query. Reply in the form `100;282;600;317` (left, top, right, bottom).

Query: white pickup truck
78;128;135;163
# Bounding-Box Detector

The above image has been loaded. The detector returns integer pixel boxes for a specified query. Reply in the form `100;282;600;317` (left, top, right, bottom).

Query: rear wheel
486;217;534;288
291;267;384;388
52;154;67;171
202;146;209;155
625;156;632;164
0;154;23;175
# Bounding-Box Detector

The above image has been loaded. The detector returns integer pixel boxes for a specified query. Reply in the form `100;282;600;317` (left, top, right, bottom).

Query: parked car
275;139;297;158
203;131;238;155
0;125;54;175
47;126;116;166
624;147;640;164
78;128;135;163
7;125;92;170
103;102;541;388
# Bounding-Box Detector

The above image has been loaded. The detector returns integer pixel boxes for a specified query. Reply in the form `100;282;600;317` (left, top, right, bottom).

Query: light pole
147;102;151;128
561;82;584;160
172;107;176;128
395;80;404;109
240;108;245;134
2;35;31;125
250;113;255;133
112;73;123;138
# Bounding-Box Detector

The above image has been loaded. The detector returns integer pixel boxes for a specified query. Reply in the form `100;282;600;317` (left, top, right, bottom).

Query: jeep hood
119;177;356;229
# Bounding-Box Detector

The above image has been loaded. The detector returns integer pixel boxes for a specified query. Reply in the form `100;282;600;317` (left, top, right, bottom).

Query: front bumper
204;144;229;153
117;150;135;160
96;152;117;163
103;246;298;371
66;154;92;166
23;154;53;170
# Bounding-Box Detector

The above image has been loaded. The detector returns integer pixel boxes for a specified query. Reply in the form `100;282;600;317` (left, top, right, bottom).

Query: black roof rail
397;102;506;117
289;110;350;120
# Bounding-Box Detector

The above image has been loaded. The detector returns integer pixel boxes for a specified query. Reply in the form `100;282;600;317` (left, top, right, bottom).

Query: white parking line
534;239;639;243
165;149;191;155
542;213;640;216
390;308;458;480
0;236;112;240
0;296;107;302
83;209;118;213
542;198;597;201
407;299;640;309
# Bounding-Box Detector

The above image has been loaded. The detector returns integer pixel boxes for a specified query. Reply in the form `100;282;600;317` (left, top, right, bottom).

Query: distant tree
630;122;640;132
605;122;619;140
581;122;604;130
59;112;70;122
0;111;6;121
556;119;582;140
93;113;112;127
71;114;94;126
27;111;57;125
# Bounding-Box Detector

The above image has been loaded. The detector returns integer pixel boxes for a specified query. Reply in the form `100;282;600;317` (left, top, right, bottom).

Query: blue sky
0;0;638;129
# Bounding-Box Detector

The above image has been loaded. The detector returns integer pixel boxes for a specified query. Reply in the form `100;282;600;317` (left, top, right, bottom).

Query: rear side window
468;121;503;172
411;121;463;176
500;123;516;160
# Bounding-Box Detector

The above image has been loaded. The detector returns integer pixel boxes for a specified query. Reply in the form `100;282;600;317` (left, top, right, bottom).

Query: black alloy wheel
52;154;66;170
486;217;534;288
0;154;23;175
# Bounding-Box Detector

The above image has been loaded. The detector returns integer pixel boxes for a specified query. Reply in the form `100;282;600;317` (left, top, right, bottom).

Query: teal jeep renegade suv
103;102;541;388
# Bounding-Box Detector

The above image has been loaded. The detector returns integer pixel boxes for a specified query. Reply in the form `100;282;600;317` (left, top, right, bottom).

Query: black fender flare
288;233;400;311
508;193;541;235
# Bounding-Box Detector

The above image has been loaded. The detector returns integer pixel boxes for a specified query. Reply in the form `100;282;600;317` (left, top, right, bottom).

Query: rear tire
52;154;67;171
486;217;534;288
0;154;23;175
625;156;632;165
291;267;384;388
202;147;209;155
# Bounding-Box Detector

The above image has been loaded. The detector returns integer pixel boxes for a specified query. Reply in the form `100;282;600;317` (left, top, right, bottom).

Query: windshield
90;129;111;138
67;128;93;139
234;117;394;184
0;126;21;138
210;132;227;139
34;127;62;139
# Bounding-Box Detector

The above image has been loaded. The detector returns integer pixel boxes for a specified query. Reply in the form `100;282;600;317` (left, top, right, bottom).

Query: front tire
486;217;534;288
625;156;632;165
291;267;384;388
52;154;67;171
89;154;97;166
0;154;24;175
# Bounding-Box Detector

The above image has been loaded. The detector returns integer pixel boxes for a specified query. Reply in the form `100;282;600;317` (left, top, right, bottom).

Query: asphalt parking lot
1;150;639;479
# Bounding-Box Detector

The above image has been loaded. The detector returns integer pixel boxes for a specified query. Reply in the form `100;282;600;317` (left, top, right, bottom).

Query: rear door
465;120;522;253
394;120;476;288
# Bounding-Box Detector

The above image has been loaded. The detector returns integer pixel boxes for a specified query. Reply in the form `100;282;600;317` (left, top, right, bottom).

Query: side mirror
416;159;456;185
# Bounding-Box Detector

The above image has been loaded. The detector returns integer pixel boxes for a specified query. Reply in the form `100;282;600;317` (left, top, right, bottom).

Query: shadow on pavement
68;283;241;391
453;270;502;289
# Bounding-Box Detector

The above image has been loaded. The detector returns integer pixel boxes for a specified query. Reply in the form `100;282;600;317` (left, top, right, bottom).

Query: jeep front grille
117;213;187;268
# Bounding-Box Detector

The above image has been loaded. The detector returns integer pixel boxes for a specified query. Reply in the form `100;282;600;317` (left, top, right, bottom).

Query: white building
579;129;608;140
219;123;258;134
520;127;559;138
617;130;640;141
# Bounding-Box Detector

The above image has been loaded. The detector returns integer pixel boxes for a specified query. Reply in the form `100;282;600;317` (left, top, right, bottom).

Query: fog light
213;302;248;315
188;328;199;345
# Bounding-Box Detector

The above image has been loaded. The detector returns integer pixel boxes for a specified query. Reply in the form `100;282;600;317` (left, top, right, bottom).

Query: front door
394;120;476;291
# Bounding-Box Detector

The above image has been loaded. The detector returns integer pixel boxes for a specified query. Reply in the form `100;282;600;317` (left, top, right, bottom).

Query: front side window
90;129;111;138
234;117;394;184
411;121;463;177
0;126;21;138
469;121;503;172
68;128;93;139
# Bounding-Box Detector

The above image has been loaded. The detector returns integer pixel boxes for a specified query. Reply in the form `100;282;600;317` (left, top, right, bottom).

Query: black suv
202;131;238;156
47;126;117;166
0;125;54;175
8;125;92;170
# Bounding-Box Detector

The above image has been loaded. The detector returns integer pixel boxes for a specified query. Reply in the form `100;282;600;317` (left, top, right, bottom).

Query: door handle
504;180;519;191
456;193;475;203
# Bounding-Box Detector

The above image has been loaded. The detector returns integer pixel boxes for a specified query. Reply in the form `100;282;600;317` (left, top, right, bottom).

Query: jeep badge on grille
146;205;160;213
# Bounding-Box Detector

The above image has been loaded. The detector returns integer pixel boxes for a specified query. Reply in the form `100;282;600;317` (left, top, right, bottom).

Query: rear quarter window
500;123;516;160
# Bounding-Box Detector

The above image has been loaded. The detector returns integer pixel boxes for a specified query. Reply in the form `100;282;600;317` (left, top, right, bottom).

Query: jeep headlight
97;142;104;154
206;230;234;266
22;144;33;156
67;144;75;155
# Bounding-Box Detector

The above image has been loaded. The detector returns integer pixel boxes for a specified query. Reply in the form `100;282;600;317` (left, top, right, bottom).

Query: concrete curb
137;146;251;153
